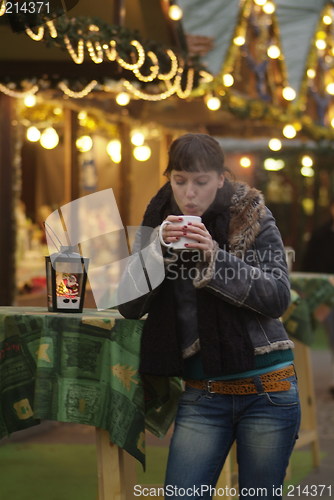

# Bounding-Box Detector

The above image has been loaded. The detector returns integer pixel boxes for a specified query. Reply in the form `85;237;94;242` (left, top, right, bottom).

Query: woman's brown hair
164;133;227;176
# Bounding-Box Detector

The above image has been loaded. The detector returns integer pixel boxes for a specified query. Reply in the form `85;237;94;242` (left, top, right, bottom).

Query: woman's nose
185;184;196;198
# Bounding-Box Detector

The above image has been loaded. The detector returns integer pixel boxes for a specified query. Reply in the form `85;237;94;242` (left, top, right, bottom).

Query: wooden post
0;94;16;305
118;122;132;226
95;428;127;500
63;108;79;203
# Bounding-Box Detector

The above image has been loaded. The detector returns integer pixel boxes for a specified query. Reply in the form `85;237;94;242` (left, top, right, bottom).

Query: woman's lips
184;204;198;213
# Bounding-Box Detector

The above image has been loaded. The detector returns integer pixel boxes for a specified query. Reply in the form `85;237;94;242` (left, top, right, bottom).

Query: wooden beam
0;94;16;305
63;108;79;203
118;122;132;226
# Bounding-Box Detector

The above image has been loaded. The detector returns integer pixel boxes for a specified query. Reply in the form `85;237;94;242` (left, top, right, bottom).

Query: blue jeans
165;375;300;499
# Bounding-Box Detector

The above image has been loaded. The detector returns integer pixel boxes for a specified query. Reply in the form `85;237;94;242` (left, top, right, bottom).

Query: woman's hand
182;221;214;261
160;215;185;245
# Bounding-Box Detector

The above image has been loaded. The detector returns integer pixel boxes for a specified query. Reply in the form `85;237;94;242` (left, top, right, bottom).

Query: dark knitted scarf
139;180;255;377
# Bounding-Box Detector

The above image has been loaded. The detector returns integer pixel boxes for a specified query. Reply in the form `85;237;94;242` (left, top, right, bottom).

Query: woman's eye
175;181;186;185
196;181;208;186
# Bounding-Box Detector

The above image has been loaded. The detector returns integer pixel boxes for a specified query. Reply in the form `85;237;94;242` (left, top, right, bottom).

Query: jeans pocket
179;387;205;405
264;378;300;407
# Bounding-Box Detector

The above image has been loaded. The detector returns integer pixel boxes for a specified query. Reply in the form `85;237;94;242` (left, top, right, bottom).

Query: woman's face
170;170;225;216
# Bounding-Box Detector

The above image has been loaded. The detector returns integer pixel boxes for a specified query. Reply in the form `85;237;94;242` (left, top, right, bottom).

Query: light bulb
40;127;59;149
240;157;251;168
116;92;130;106
315;39;326;50
268;138;282;151
222;74;234;87
107;139;122;163
131;131;145;146
326;83;334;95
301;155;313;167
168;4;183;21
24;94;37;107
282;87;296;101
323;15;332;25
283;124;297;139
76;135;93;152
133;145;151;162
267;45;280;59
307;69;316;79
206;96;221;111
263;1;275;14
264;158;285;171
233;36;245;46
26;126;41;142
301;166;314;177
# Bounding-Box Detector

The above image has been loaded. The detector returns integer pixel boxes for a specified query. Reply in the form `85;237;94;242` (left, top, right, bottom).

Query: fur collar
228;182;266;254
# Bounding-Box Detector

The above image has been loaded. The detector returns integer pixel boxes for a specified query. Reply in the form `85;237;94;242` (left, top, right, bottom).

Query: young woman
119;133;300;499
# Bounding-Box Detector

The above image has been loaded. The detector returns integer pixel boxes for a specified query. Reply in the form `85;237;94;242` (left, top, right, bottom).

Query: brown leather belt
184;365;295;395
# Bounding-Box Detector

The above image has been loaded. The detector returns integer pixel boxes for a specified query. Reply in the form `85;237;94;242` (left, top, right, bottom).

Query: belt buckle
207;380;215;393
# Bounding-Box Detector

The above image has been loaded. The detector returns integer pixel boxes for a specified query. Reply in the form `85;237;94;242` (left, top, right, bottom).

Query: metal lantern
45;245;89;313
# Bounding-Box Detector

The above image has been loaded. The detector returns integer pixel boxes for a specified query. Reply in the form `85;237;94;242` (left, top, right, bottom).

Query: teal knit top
183;349;294;381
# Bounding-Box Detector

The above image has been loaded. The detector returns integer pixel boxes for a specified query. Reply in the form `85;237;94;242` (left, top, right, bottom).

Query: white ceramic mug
158;215;202;250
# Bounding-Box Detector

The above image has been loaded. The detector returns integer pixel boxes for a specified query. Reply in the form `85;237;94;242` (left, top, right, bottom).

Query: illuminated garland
17;13;206;100
296;3;334;127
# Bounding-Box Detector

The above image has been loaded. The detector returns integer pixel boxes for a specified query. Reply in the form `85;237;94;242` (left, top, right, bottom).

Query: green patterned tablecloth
282;272;334;345
0;307;181;466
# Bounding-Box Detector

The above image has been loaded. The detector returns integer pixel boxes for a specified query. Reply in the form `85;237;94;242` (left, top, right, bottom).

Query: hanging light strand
58;80;98;98
86;40;104;63
116;40;145;71
158;49;179;80
0;83;39;98
123;79;179;101
133;51;159;82
0;1;6;16
25;26;45;41
64;36;85;64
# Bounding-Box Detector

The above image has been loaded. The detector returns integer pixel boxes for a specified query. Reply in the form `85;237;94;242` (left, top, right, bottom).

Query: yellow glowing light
240;157;251;168
131;131;145;146
302;198;314;215
323;15;332;25
233;36;245;46
307;68;316;79
76;135;93;152
24;94;37;107
331;117;334;128
315;39;327;50
267;45;281;59
326;83;334;95
282;87;296;101
254;0;266;6
0;1;6;15
116;92;130;106
263;1;275;14
168;5;183;21
268;138;282;151
40;127;59;150
133;145;151;162
264;158;285;171
301;155;313;167
222;73;234;87
107;140;122;163
282;124;297;139
26;126;41;142
206;96;221;111
78;111;87;121
301;166;314;177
